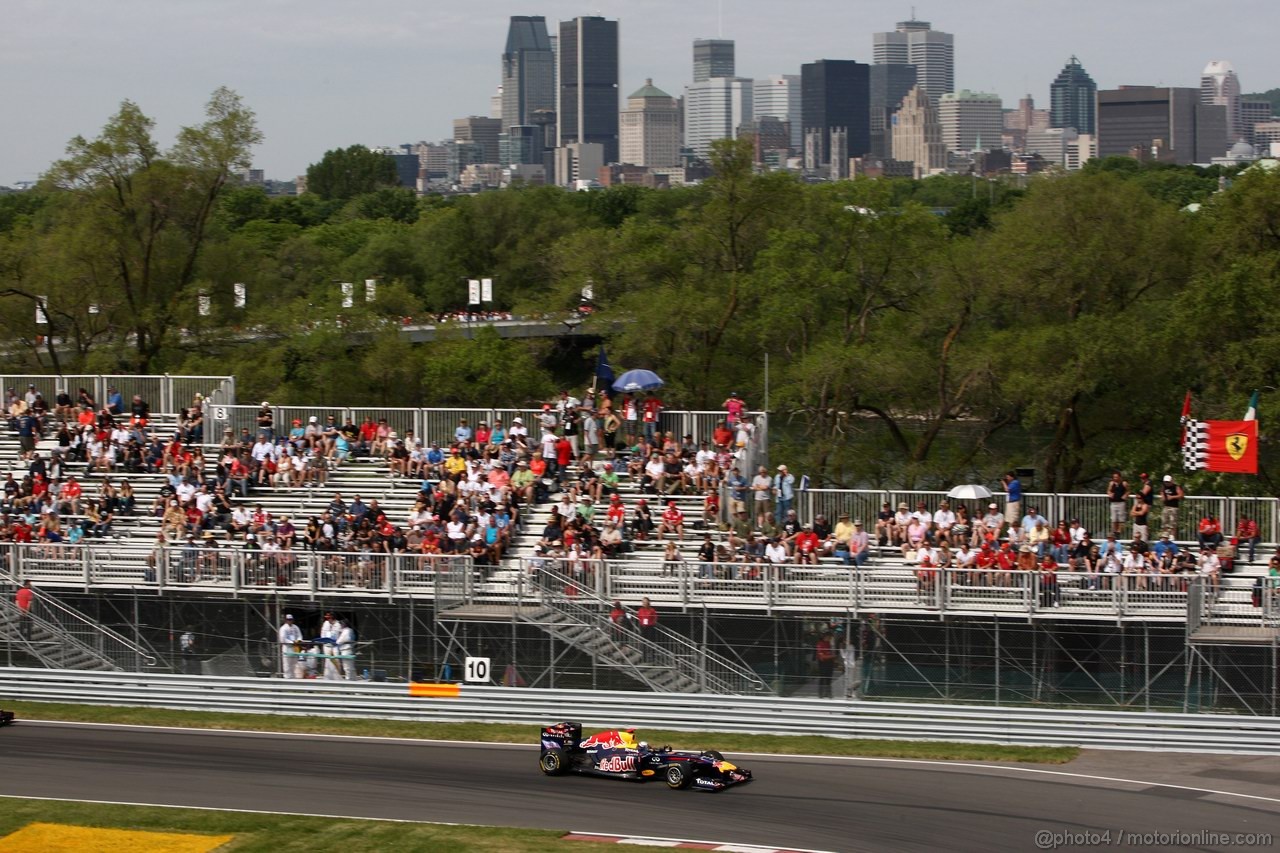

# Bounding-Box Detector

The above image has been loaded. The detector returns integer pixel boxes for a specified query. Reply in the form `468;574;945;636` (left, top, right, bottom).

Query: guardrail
805;489;1280;550
12;544;1279;625
1;668;1279;754
1;374;235;412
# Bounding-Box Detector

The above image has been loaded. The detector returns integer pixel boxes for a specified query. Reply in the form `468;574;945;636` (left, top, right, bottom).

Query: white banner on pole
198;292;211;317
35;297;48;325
233;282;246;308
468;279;481;305
480;277;493;303
341;282;354;308
365;278;377;302
88;304;100;315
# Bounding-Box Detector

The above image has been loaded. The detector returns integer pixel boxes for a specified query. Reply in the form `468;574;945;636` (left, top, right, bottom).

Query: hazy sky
3;0;1276;183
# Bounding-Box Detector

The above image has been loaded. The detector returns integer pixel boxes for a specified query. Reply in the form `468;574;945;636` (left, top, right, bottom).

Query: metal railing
0;572;158;672
2;668;1279;754
1;374;235;412
804;489;1280;549
526;562;769;695
203;405;769;451
10;542;1278;625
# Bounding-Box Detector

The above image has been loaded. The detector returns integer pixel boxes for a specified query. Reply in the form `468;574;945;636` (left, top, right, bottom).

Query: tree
305;145;399;201
40;87;262;371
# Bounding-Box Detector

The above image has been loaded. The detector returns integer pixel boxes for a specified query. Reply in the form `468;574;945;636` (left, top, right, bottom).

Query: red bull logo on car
597;755;637;773
579;730;636;750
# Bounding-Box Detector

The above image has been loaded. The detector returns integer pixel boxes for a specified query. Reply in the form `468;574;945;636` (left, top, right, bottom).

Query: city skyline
2;0;1278;182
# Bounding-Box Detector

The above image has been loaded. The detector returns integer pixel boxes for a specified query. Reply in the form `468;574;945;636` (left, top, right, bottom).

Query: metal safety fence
1;668;1279;754
804;489;1280;550
0;374;235;412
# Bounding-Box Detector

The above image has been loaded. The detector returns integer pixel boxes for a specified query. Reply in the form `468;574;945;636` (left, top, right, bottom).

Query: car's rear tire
540;748;567;776
665;763;692;789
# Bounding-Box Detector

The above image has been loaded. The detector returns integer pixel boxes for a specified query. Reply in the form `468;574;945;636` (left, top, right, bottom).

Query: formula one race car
539;721;752;791
0;709;13;726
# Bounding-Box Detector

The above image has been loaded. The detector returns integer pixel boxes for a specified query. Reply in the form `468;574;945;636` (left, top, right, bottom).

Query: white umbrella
947;484;993;501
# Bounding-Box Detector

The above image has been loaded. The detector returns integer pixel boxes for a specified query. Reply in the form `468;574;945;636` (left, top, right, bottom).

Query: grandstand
1;375;1277;710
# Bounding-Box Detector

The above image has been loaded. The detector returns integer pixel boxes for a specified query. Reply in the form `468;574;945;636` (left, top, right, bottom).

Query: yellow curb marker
0;822;233;852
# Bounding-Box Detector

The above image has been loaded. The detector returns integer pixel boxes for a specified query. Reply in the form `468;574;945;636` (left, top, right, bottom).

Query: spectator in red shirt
58;476;83;516
793;524;821;565
1039;554;1060;607
635;597;658;659
1198;516;1223;551
15;580;34;639
659;500;684;541
1236;516;1260;562
712;420;733;450
606;494;626;526
642;396;662;444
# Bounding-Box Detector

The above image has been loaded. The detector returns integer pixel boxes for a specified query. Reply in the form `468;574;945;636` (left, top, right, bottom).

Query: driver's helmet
638;741;649;752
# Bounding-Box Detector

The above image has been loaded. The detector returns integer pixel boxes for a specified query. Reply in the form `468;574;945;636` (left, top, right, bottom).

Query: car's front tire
665;763;692;789
540;748;567;776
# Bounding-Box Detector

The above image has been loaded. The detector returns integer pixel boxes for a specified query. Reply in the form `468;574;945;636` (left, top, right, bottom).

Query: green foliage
304;144;400;200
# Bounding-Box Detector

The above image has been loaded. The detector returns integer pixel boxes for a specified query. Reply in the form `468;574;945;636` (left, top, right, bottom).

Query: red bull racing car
539;722;752;791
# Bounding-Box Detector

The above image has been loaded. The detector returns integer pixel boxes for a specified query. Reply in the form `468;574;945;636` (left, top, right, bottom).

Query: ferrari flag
1183;419;1258;474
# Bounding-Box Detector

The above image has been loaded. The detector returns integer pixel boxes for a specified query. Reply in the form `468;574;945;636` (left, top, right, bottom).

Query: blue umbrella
612;369;665;393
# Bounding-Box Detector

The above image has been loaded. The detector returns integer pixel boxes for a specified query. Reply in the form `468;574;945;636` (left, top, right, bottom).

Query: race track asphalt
1;722;1278;852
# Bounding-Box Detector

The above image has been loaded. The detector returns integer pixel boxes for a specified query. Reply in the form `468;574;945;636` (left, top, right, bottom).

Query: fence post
82;545;92;590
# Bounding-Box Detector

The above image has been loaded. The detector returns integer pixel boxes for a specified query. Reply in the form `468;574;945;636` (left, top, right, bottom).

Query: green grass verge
0;798;574;852
2;699;1078;764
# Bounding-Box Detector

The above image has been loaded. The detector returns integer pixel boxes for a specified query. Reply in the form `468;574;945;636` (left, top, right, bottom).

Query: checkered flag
1182;418;1207;471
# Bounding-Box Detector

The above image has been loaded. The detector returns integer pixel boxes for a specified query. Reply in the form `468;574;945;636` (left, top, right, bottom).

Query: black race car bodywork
539;721;752;791
0;709;14;726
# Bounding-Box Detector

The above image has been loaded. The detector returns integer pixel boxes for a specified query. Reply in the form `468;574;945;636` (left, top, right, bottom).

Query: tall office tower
693;38;735;82
1241;99;1275;147
1050;56;1096;134
684;76;753;158
558;16;621;164
501;16;555;130
869;64;917;157
1097;87;1227;165
754;75;802;150
892;84;946;178
800;59;871;167
453;116;503;163
1201;61;1243;142
939;91;1004;152
620;79;681;167
873;18;954;102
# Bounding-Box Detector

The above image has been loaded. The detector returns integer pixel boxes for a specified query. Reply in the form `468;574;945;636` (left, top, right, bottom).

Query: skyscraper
892;84;946;178
873;19;954;102
1050;56;1096;134
753;75;801;150
558;16;620;164
693;39;735;82
684;77;753;158
1201;60;1243;142
501;16;555;131
869;64;918;157
938;91;1004;153
801;60;871;167
1097;87;1226;165
620;79;680;167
